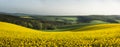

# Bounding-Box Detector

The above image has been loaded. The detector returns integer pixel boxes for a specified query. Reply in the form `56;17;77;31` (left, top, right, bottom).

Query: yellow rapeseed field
0;22;120;47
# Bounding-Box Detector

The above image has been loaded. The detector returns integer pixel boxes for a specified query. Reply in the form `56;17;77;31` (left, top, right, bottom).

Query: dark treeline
0;14;69;30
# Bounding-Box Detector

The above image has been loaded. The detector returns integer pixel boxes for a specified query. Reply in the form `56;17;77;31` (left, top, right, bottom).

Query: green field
0;22;120;47
44;23;94;32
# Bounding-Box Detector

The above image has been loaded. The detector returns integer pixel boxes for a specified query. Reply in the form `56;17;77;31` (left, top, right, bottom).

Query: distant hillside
1;12;120;24
77;15;120;23
0;14;68;30
1;12;120;31
30;16;78;24
20;15;120;24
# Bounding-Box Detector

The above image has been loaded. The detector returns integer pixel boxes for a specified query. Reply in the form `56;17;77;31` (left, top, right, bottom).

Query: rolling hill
74;24;120;31
0;22;120;47
0;22;39;32
0;22;40;38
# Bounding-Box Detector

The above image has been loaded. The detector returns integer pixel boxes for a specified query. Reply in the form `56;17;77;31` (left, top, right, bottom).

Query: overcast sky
0;0;120;15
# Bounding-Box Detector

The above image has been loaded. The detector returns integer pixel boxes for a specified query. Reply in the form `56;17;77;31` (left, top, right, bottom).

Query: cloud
0;0;120;15
41;0;120;15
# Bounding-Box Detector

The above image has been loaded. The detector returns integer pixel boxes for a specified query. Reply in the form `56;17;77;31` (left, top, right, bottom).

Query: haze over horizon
0;0;120;15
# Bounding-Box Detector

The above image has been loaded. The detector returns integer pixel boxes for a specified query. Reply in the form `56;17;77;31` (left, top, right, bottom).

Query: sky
0;0;120;15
